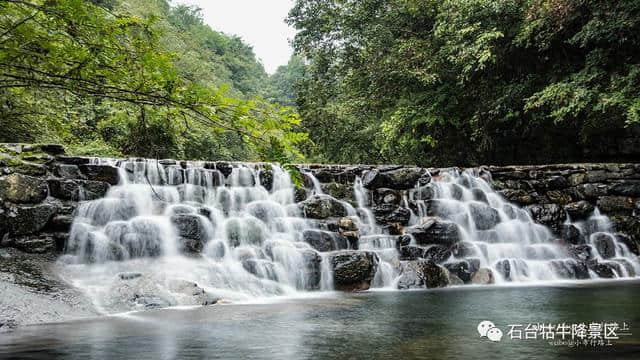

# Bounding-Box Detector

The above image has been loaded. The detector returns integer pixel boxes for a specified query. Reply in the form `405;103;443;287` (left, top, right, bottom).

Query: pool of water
3;281;640;359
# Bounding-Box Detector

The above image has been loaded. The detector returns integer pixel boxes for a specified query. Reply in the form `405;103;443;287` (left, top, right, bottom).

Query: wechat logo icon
478;320;503;342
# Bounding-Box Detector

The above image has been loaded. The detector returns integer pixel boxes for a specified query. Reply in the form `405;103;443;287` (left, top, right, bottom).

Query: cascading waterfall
57;159;640;312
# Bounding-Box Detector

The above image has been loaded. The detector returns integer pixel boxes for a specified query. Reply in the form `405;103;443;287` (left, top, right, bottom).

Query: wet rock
396;260;449;289
498;189;535;205
301;249;322;290
362;168;424;190
1;234;56;253
592;233;616;259
494;259;511;280
560;224;583;245
589;262;618;278
330;250;378;291
298;195;348;219
568;244;594;262
49;214;74;232
399;245;426;260
322;182;356;204
563;201;594;221
412;184;436;200
372;204;411;225
469;202;500;230
550;260;589;279
614;233;639;255
610;181;640;197
450;241;478;258
242;259;279;281
3;203;57;235
78;164;120;185
471;268;495;285
374;188;402;205
177;184;207;203
302;229;348;252
423;245;452;263
470;188;488;203
48;179;110;201
444;259;480;283
526;203;566;229
546;190;572;205
0;173;48;203
337;217;358;231
396;235;412;248
447;271;464;285
118;272;143;280
405;218;461;246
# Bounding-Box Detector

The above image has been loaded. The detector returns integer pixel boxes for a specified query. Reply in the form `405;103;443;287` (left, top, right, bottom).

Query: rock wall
1;145;639;258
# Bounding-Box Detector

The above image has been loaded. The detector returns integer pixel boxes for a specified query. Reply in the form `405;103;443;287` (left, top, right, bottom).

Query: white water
58;160;640;312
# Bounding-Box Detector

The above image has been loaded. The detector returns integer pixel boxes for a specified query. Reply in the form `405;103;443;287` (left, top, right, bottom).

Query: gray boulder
299;195;348;219
330;250;379;291
405;218;461;246
302;229;348;252
396;260;449;289
0;173;48;203
78;164;120;185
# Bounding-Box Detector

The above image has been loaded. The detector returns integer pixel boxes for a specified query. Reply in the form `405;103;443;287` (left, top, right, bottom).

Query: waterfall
58;160;640;312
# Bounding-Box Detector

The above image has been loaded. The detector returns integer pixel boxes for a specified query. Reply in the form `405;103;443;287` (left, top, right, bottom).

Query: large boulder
560;224;584;245
614;233;639;255
362;167;425;190
48;179;110;201
550;259;589;279
526;204;566;229
298;195;347;219
405;218;461;246
330;250;379;291
2;203;57;235
302;229;348;252
0;173;48;203
372;204;411;225
468;202;500;230
78;164;120;185
301;249;322;290
568;244;595;262
396;260;449;289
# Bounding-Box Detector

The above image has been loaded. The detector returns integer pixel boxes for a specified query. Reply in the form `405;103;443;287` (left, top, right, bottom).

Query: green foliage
0;0;307;164
288;0;640;165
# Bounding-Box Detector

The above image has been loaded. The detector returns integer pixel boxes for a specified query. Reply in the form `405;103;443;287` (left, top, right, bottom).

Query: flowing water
55;160;640;313
2;283;640;359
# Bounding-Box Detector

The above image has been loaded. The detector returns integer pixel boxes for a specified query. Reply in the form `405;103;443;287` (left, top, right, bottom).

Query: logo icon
478;320;503;342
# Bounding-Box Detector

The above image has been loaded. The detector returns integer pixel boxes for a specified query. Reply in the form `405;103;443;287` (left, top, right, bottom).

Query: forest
1;0;639;166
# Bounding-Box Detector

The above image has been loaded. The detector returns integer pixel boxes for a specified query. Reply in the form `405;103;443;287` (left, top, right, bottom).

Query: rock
341;231;360;249
321;182;356;204
560;224;583;245
3;203;57;235
405;218;461;246
412;185;436;200
447;272;464;285
444;259;480;283
299;195;347;219
526;203;566;229
546;190;572;205
499;189;535;205
118;272;143;280
564;201;595;220
56;156;91;165
171;215;207;254
301;249;322;290
423;245;452;263
337;217;358;231
550;259;589;279
396;260;449;289
54;164;83;179
242;259;279;281
494;259;511;280
177;184;207;203
471;267;495;285
78;164;120;185
362;167;424;190
568;244;594;262
372;204;411;225
258;169;273;191
1;234;56;253
451;241;478;258
470;188;488;203
48;179;110;201
468;202;500;230
614;233;639;255
374;188;402;205
591;233;616;259
610;181;640;197
597;196;635;215
330;250;378;291
399;245;427;260
302;229;348;252
49;214;74;232
589;262;618;278
568;173;587;186
0;173;48;203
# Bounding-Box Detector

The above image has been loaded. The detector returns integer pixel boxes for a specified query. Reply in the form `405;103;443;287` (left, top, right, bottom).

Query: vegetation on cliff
287;0;640;165
0;0;304;162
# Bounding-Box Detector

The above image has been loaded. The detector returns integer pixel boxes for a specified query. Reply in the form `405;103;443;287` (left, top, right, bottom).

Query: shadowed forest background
1;0;639;166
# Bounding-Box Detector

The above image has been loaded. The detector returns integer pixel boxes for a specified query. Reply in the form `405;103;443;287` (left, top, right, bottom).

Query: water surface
2;281;640;359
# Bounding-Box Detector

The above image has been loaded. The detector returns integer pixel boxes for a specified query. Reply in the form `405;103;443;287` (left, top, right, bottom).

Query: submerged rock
330;250;378;291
